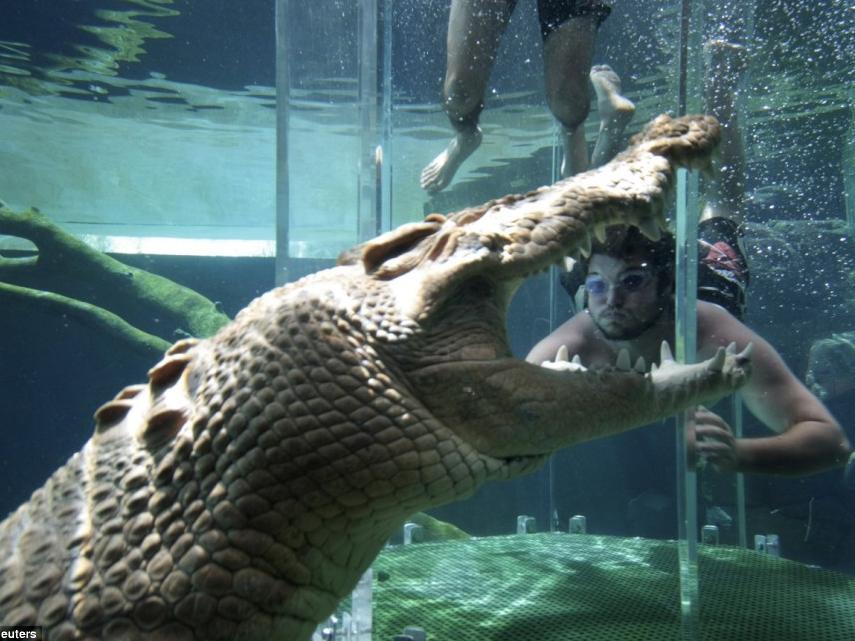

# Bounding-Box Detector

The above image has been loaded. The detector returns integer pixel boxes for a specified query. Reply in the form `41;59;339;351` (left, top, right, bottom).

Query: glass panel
276;0;363;261
389;1;556;223
374;0;694;639
388;0;557;540
695;0;855;638
389;0;688;546
275;0;699;636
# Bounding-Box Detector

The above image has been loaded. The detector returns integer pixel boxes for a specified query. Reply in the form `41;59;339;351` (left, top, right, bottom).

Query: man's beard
591;303;667;340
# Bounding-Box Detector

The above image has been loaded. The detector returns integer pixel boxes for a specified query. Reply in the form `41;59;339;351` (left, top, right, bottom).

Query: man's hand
691;406;739;472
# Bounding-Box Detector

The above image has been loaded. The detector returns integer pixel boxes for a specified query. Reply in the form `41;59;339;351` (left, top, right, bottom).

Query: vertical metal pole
675;168;699;640
379;0;393;234
357;0;380;243
546;26;569;538
274;0;291;286
355;4;382;638
732;395;748;548
351;568;373;641
674;0;699;639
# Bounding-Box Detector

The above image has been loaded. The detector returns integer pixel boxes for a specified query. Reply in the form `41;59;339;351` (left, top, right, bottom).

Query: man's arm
695;306;851;476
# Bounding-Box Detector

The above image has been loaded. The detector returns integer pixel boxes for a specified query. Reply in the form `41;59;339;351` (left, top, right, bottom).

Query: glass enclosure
1;0;853;639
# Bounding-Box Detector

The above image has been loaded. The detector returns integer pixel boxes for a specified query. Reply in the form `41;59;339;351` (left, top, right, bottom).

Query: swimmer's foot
420;127;482;193
590;64;635;133
588;64;635;168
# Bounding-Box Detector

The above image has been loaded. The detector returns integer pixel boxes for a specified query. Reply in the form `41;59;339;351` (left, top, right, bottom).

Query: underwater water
0;0;853;639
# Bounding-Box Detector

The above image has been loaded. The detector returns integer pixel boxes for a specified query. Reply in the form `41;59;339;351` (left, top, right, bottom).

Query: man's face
585;254;668;340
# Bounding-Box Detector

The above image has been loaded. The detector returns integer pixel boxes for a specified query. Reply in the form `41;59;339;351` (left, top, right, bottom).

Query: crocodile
0;114;751;641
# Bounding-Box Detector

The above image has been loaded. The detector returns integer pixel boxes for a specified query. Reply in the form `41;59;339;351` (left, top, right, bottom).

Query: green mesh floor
371;533;855;641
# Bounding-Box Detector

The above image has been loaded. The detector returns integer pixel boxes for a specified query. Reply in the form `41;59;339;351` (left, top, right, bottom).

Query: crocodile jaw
408;345;750;464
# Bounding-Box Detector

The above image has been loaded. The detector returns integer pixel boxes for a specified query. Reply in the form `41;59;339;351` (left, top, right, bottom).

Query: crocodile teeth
593;223;608;243
660;340;675;364
634;356;647;373
540;346;588;372
726;341;737;355
579;231;592;258
709;346;726;372
616;348;632;371
638;217;662;241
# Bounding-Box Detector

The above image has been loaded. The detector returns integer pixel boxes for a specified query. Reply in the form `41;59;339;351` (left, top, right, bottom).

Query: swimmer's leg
421;0;515;193
701;39;748;225
698;40;750;316
543;15;598;177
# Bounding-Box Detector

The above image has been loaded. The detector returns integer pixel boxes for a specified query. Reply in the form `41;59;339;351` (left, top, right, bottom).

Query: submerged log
0;204;230;343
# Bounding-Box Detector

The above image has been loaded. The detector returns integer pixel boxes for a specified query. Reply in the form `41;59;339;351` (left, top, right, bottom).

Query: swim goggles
584;268;656;297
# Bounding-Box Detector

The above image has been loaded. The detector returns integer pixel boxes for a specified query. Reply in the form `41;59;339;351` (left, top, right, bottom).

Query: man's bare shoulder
556;312;600;350
696;301;764;356
526;311;600;364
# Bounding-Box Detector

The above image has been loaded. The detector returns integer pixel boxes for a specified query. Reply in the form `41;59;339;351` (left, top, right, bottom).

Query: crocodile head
333;113;746;463
0;114;750;641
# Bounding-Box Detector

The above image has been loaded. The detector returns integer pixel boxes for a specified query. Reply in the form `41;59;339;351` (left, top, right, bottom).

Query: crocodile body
0;115;750;641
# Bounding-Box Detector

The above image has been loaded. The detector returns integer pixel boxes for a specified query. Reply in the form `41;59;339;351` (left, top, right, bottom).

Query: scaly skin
0;115;749;640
